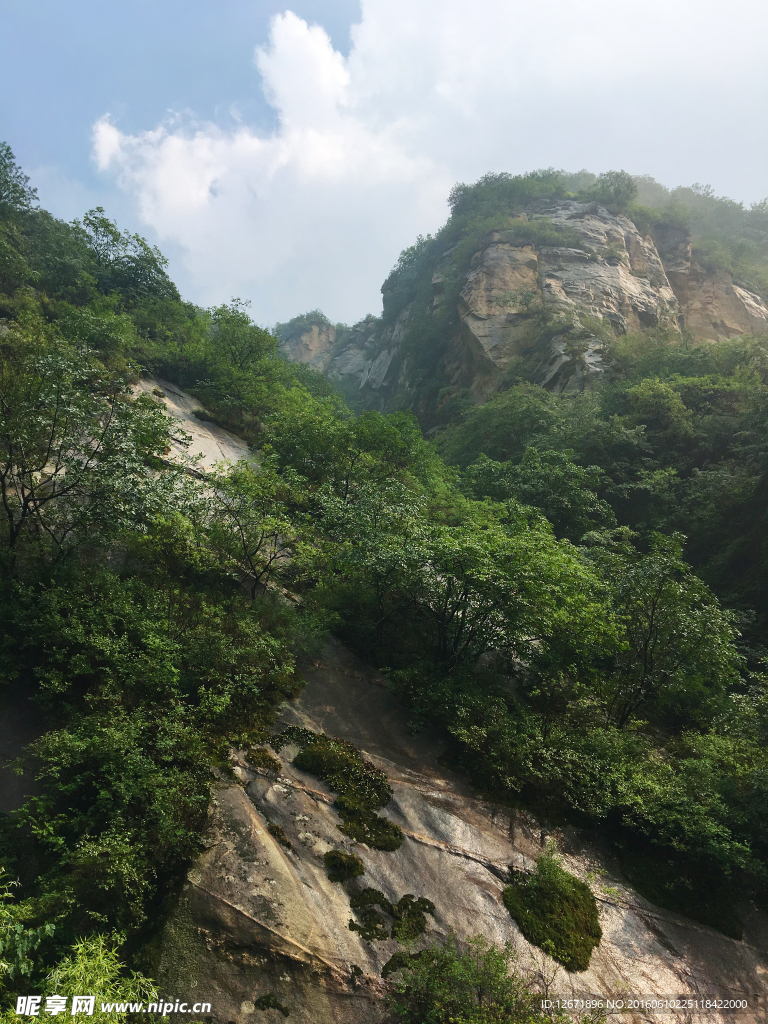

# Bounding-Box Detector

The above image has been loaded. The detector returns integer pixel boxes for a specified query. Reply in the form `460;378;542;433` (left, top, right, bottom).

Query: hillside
278;170;768;424
3;144;768;1023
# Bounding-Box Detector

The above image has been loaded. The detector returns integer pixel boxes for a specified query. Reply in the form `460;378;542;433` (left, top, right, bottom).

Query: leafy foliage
45;934;156;1024
384;935;556;1023
2;142;768;1006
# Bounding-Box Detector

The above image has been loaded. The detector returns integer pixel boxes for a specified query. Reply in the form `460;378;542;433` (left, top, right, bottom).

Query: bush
335;801;404;851
249;747;282;775
391;894;436;943
348;889;392;941
323;850;365;883
293;739;392;809
384;934;554;1023
502;852;601;972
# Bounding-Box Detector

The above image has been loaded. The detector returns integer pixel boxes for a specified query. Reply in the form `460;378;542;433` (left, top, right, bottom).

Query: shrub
324;850;365;883
335;801;404;851
348;889;434;943
391;894;436;943
249;747;282;775
349;889;392;942
293;738;393;809
502;852;601;972
384;934;553;1023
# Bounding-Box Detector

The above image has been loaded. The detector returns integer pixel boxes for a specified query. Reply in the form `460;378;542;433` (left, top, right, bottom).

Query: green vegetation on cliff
503;852;602;972
1;141;768;1011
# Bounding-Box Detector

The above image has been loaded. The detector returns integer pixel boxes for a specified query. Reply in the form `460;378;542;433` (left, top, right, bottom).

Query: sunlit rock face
668;266;768;340
280;201;768;420
451;201;682;396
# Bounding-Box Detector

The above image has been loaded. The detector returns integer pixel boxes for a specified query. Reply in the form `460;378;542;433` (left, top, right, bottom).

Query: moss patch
503;853;601;972
348;888;435;944
267;822;292;850
324;849;365;883
391;894;436;943
254;993;289;1016
349;889;392;941
270;727;403;852
335;799;403;851
249;746;282;775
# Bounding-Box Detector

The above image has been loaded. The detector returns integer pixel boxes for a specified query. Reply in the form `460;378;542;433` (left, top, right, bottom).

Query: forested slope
2;144;768;1019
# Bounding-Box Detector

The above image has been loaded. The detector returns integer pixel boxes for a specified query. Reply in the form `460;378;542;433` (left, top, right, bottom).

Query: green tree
438;383;563;467
0;317;173;555
209;461;295;599
208;299;277;371
598;534;742;727
45;934;155;1024
0;143;37;219
80;208;178;304
464;449;616;541
583;170;637;211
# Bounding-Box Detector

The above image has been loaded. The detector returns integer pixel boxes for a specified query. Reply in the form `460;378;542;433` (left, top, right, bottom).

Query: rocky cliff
278;201;768;421
155;636;768;1024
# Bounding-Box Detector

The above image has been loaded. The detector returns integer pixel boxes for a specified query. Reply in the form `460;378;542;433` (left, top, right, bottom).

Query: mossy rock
336;801;403;851
249;746;282;774
503;853;601;972
271;727;404;851
324;849;365;883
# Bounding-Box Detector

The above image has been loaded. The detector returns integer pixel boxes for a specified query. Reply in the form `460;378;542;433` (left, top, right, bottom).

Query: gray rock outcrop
280;201;768;420
278;319;337;372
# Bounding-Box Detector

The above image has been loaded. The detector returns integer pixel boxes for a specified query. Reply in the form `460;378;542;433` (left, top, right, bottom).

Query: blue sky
3;1;359;214
3;0;767;324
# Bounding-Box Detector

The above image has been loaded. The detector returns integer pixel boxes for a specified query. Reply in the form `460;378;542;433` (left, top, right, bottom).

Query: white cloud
93;0;768;324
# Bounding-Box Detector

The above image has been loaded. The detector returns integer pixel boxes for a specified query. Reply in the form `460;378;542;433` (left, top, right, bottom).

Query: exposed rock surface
668;265;768;340
278;320;337;372
156;638;768;1024
133;376;251;470
281;201;768;419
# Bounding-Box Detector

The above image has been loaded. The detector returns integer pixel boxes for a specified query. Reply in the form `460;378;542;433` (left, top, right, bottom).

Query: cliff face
279;201;768;420
278;319;337;372
156;637;768;1024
